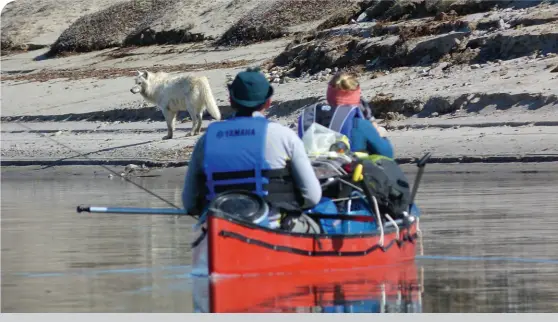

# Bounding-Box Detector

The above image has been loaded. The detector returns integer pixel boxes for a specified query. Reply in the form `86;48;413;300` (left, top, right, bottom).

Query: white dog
130;70;221;140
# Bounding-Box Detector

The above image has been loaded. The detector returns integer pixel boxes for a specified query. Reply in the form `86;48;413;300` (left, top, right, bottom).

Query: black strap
196;165;304;212
207;168;291;181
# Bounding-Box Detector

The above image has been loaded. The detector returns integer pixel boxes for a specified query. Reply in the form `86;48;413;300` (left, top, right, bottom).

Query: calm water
2;163;558;313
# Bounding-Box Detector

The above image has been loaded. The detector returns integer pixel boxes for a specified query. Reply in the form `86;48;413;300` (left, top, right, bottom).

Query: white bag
302;123;346;157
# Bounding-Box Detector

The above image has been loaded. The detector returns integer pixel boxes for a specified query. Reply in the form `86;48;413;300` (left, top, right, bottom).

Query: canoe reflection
193;262;422;313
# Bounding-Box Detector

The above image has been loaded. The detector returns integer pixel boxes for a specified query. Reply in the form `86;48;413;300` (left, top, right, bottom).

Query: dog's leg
195;110;204;135
189;113;198;137
162;107;177;140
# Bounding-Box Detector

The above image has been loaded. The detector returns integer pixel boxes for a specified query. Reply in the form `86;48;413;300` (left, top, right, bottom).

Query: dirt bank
1;1;558;167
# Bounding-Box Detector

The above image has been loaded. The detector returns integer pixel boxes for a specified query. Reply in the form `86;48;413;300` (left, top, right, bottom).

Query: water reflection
193;263;422;313
2;164;558;312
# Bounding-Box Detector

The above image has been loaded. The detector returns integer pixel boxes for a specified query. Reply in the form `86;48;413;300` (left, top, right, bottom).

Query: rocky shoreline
2;0;558;168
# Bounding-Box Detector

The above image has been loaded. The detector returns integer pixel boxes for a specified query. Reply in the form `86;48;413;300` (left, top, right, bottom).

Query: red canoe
191;208;421;277
193;261;422;313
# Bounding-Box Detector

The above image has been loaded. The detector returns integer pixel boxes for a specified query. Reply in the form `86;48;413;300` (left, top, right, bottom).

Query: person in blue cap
182;67;322;218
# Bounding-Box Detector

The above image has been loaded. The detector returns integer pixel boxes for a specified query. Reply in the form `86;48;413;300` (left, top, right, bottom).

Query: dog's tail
199;77;221;121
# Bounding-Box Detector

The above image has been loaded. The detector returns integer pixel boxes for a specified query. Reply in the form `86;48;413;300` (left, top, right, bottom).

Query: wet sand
2;163;558;312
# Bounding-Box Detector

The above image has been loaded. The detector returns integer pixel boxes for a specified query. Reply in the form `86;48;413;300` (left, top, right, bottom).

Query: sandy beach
2;0;558;167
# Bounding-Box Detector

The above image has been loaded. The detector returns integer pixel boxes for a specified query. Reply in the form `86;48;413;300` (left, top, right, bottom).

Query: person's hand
377;126;388;137
372;121;388;137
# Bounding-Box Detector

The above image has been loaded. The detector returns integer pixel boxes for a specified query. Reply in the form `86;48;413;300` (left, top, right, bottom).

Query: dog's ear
142;71;149;79
136;70;148;78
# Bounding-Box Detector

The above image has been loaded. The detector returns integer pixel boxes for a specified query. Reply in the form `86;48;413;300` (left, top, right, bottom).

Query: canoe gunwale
217;229;418;257
201;207;417;241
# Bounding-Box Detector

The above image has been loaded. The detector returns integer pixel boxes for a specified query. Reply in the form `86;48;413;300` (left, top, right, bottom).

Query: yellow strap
354;152;369;159
352;163;364;182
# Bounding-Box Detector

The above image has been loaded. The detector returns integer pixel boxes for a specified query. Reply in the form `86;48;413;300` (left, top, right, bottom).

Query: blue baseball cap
228;68;274;108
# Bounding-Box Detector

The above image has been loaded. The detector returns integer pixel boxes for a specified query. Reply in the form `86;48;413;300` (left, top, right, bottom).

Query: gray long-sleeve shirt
182;112;322;214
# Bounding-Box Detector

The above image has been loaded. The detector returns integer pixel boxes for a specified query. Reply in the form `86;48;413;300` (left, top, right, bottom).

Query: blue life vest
298;102;365;145
200;116;302;211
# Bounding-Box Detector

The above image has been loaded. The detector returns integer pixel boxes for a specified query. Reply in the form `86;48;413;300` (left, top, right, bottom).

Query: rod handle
77;205;90;213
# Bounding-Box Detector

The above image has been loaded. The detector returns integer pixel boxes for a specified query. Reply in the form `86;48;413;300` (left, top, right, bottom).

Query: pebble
470;64;481;70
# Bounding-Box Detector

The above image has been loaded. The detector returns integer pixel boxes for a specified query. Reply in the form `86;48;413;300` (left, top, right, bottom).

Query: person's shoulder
267;121;305;152
267;121;298;138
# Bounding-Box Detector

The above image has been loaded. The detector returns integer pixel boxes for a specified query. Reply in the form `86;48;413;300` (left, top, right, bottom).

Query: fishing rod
14;122;189;216
76;204;407;225
77;151;433;218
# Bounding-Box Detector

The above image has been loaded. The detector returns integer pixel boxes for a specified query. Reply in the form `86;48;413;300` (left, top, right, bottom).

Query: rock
403;32;469;66
125;164;140;172
281;77;293;84
471;64;481;69
466;27;558;62
418;69;428;76
431;112;439;117
430;62;450;75
356;12;368;22
498;19;510;30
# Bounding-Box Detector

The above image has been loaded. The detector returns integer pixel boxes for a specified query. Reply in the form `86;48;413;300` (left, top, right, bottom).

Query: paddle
409;152;432;207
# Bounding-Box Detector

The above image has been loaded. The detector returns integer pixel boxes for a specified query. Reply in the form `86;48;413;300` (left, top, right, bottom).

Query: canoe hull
192;211;419;277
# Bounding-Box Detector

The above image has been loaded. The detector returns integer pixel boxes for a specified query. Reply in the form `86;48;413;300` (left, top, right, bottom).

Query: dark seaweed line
3;155;558;168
